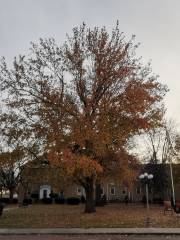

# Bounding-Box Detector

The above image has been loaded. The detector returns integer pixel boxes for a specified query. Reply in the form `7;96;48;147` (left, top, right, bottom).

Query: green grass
0;203;179;228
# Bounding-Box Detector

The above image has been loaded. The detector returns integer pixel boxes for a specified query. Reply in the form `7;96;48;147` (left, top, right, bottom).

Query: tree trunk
84;178;96;213
9;189;14;204
17;182;26;206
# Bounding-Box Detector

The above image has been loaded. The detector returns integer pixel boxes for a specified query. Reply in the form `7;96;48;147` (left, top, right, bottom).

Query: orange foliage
49;149;103;179
0;23;167;203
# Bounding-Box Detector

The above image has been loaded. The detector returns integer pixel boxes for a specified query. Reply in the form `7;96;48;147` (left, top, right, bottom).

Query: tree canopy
0;23;167;212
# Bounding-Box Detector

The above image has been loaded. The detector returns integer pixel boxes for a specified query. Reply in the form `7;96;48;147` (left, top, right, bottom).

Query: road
0;235;179;240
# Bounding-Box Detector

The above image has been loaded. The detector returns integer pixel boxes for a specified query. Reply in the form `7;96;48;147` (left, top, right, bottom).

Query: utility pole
166;129;176;206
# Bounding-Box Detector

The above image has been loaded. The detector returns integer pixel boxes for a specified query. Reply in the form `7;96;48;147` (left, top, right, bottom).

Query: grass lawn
0;203;180;228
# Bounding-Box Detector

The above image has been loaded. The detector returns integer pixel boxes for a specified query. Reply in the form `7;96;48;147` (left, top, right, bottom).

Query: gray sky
1;0;180;126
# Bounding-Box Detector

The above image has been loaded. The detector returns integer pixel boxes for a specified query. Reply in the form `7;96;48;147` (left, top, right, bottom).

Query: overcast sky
1;0;180;127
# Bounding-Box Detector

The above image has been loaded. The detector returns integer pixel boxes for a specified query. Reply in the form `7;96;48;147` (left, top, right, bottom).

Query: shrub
0;198;18;204
96;194;107;206
13;198;18;204
50;193;58;199
23;198;29;206
81;195;86;203
66;197;80;205
153;197;163;205
31;193;39;199
101;194;107;204
0;198;9;204
42;198;53;204
0;203;4;216
55;198;65;204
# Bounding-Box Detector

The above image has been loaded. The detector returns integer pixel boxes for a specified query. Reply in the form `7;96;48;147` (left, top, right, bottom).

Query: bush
12;198;18;204
50;193;58;199
0;203;4;216
24;198;32;204
0;198;18;204
96;195;107;206
55;198;65;204
42;198;53;204
108;199;122;203
66;197;80;205
153;197;163;205
0;198;8;204
31;193;39;199
81;195;86;203
23;198;29;206
101;194;107;205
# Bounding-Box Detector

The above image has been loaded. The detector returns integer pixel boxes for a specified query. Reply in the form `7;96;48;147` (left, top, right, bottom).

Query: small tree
139;119;180;200
0;149;25;202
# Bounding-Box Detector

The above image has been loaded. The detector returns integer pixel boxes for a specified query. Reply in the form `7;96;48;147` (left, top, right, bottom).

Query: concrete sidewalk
0;228;180;235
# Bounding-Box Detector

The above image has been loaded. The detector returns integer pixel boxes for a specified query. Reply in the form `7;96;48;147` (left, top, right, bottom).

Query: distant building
18;159;180;204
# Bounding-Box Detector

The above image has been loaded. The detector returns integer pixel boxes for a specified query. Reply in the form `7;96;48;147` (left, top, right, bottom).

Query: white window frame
39;185;51;199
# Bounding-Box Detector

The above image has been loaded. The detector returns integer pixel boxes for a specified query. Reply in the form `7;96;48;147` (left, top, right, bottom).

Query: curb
0;228;180;235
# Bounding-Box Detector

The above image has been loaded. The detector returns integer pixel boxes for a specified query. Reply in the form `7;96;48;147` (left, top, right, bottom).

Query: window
110;186;115;195
122;189;126;194
77;187;82;195
136;187;141;194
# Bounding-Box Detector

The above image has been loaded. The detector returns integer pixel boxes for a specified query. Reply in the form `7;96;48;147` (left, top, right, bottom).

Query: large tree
0;23;167;212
